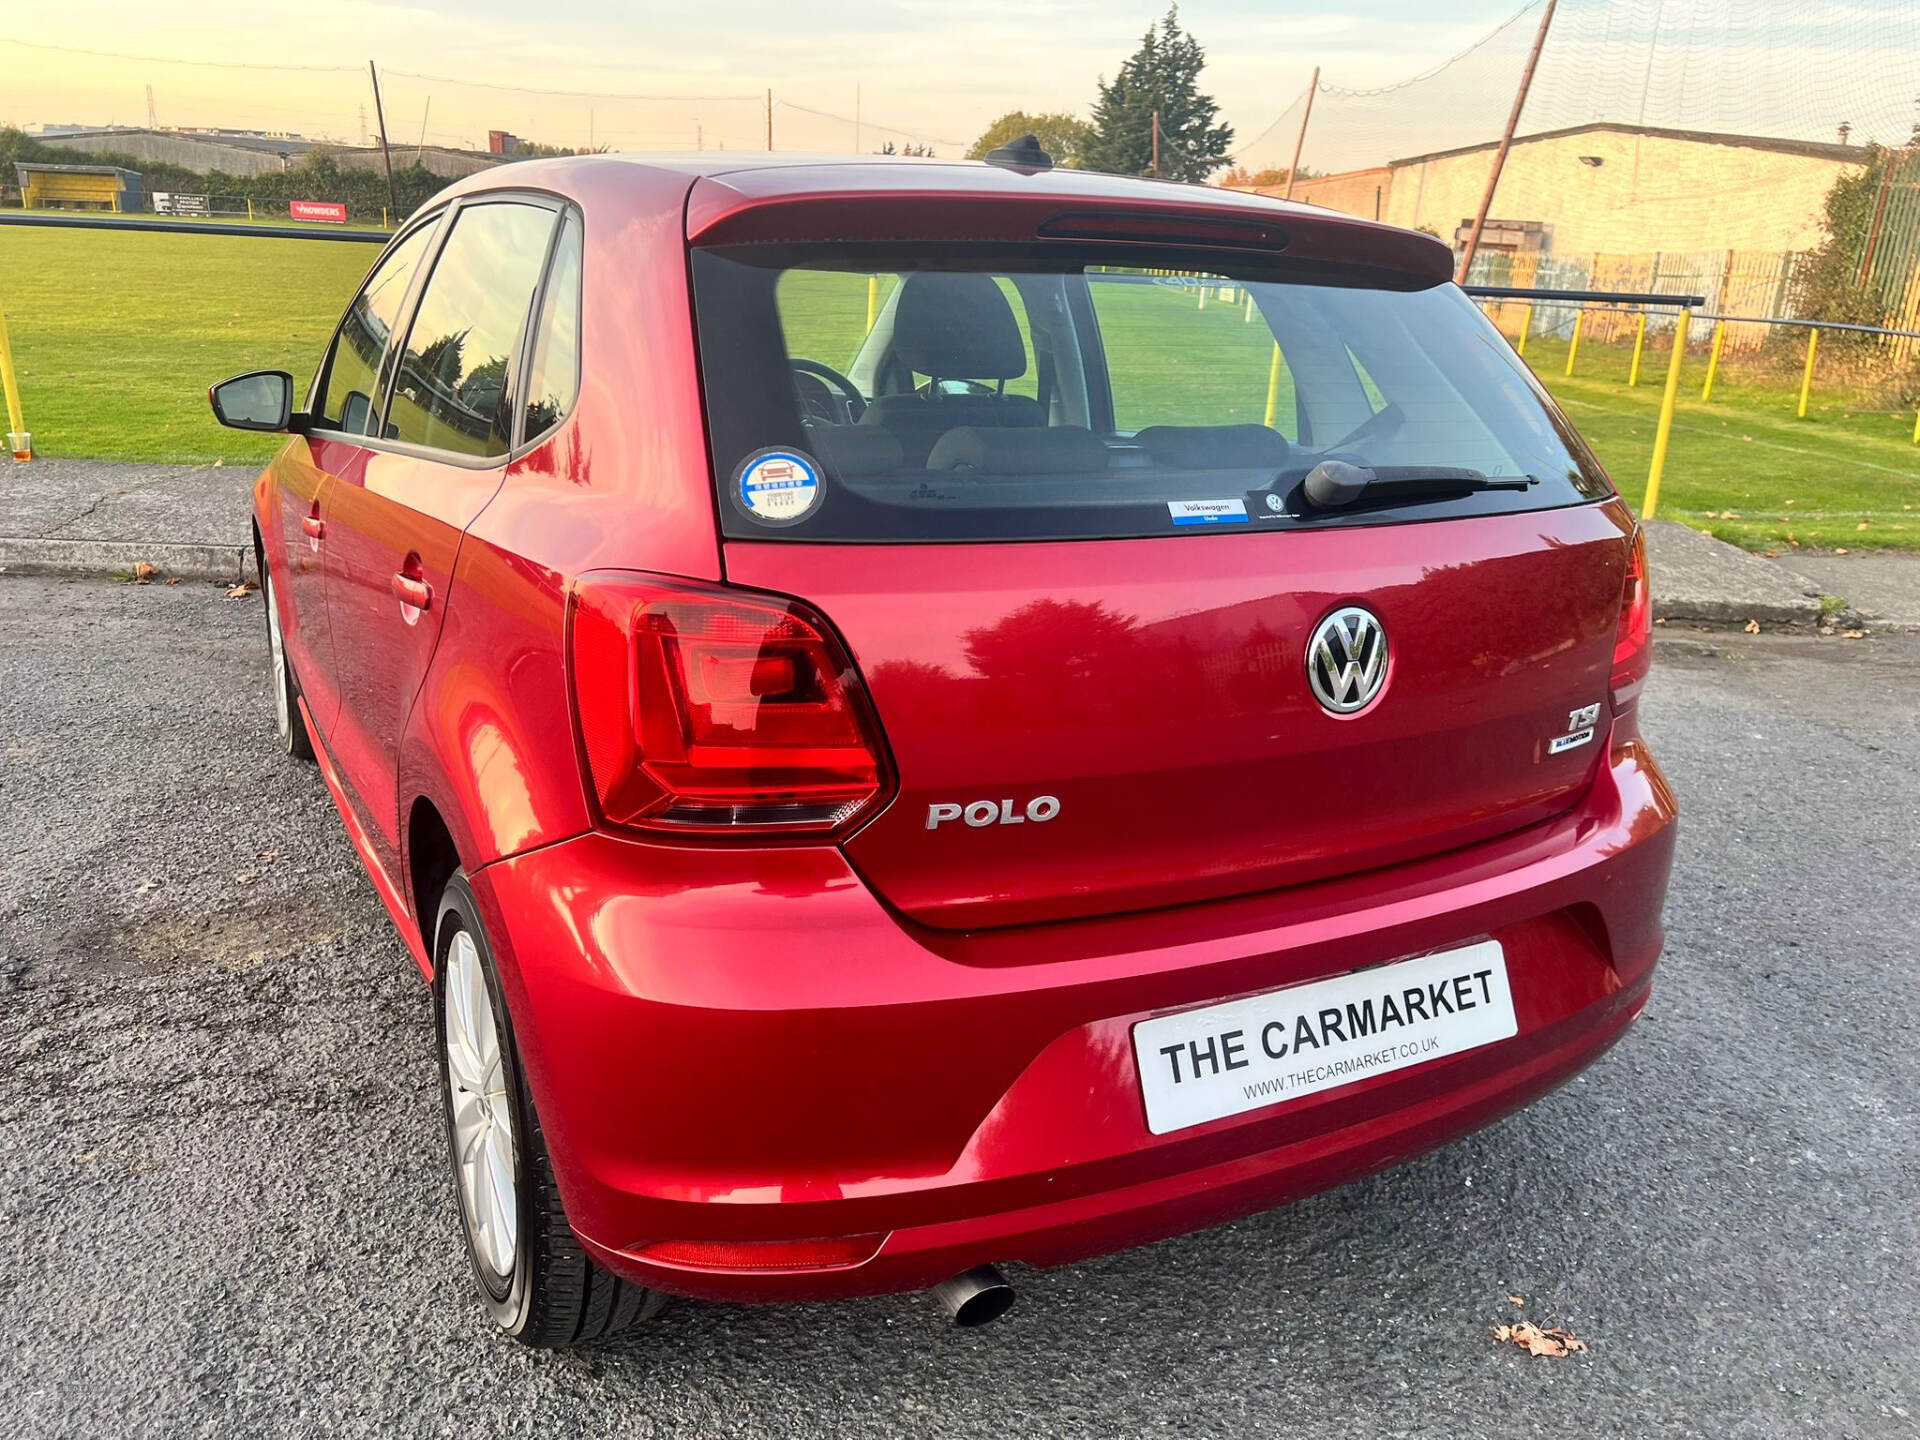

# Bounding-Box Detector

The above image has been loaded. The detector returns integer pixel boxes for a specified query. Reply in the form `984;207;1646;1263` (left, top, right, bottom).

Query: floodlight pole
1457;0;1557;283
369;61;399;223
766;89;774;151
1151;111;1160;177
1284;66;1319;200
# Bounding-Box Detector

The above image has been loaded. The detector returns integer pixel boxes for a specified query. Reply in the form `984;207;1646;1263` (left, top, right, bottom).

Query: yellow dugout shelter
14;163;145;212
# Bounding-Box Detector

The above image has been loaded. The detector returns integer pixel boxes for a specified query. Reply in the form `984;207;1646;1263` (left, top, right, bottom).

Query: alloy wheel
443;929;518;1284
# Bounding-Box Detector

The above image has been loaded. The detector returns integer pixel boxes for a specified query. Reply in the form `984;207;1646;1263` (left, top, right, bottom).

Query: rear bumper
473;735;1676;1303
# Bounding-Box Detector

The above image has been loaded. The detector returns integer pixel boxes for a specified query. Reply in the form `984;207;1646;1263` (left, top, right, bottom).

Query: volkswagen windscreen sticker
735;448;823;525
1168;498;1250;526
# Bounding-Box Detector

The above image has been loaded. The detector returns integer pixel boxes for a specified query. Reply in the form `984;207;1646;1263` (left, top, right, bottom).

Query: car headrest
892;273;1028;382
1132;424;1291;469
925;426;1111;476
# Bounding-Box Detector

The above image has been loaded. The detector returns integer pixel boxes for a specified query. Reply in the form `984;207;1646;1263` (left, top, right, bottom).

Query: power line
10;38;361;73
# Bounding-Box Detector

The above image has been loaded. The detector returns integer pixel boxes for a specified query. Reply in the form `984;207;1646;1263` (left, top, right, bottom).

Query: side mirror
209;370;301;433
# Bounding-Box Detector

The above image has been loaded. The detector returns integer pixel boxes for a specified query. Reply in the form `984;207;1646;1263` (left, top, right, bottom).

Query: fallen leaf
1843;629;1866;639
1492;1321;1588;1358
225;581;258;599
165;576;181;586
1744;619;1762;634
1653;617;1668;626
1835;547;1849;554
135;879;161;895
1857;522;1870;531
131;561;160;584
1507;1295;1525;1306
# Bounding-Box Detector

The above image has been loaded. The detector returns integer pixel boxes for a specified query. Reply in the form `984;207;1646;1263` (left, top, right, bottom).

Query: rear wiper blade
1301;460;1535;510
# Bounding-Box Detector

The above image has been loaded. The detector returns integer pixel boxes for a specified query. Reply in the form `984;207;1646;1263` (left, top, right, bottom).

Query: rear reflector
1610;525;1652;711
635;1234;886;1272
568;573;893;836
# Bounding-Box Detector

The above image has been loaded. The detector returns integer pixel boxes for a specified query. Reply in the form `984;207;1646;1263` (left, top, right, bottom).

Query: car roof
432;153;1454;282
439;151;1307;215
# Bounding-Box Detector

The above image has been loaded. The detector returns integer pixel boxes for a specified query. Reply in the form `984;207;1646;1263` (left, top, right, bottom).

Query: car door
276;219;439;738
318;197;564;877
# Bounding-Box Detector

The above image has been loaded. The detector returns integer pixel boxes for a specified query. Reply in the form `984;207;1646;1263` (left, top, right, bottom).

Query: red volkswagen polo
211;146;1676;1344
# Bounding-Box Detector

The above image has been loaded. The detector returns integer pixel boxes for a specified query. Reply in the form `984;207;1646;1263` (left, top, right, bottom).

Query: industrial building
1266;123;1868;262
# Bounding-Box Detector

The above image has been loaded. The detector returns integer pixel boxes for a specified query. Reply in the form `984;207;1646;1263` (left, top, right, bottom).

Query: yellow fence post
1796;327;1818;419
1701;320;1726;402
1516;304;1531;356
0;300;30;461
1263;344;1284;430
1244;291;1255;322
1628;311;1648;386
247;197;254;221
1912;406;1919;445
1642;307;1690;520
866;275;879;332
1564;310;1584;377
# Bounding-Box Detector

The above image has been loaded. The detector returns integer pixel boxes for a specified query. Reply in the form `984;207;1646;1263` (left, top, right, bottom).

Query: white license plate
1131;940;1517;1136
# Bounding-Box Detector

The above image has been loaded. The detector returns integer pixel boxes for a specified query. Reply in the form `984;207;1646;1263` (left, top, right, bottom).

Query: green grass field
4;226;1915;550
0;227;374;463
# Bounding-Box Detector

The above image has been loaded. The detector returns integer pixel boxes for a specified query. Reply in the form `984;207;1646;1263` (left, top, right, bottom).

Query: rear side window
312;222;435;435
385;201;557;459
522;211;583;444
691;245;1609;544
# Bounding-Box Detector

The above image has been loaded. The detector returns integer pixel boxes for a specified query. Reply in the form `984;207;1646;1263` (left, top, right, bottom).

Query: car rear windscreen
690;244;1612;543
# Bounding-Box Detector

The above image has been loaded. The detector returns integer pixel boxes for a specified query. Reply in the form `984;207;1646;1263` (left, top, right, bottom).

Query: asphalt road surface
2;575;1914;1439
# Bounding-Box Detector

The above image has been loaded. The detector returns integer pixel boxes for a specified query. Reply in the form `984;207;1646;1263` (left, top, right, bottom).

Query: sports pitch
2;225;1914;552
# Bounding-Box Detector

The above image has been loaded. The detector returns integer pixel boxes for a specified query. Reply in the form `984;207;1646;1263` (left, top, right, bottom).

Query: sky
10;1;1918;165
7;1;1543;155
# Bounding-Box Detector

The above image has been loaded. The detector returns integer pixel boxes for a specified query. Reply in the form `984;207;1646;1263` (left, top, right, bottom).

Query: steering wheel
790;359;867;425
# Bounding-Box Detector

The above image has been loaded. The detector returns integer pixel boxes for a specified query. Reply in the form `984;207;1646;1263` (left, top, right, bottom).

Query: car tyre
433;872;664;1346
261;565;315;763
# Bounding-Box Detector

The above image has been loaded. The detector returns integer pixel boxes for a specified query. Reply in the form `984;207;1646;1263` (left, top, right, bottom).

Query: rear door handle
301;515;325;539
391;572;432;611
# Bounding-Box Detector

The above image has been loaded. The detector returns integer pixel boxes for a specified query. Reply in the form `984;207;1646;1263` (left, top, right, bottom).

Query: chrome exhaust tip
932;1265;1016;1327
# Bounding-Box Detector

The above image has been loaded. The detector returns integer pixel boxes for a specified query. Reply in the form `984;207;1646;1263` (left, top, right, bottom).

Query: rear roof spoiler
685;167;1455;284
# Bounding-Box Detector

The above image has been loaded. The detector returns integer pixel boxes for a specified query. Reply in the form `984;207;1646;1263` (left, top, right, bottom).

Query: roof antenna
985;134;1053;174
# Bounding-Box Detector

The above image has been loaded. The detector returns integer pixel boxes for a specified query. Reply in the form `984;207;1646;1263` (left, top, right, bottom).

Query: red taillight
634;1234;885;1272
1610;525;1652;712
568;573;892;836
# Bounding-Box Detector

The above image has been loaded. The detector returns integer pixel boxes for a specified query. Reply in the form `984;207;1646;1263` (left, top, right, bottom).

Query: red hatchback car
211;149;1676;1344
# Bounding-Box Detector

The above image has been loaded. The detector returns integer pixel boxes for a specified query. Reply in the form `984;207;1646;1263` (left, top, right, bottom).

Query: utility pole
1151;110;1160;176
1457;0;1557;284
854;83;861;154
369;61;399;223
146;84;157;130
766;89;773;151
415;97;431;165
1284;66;1319;200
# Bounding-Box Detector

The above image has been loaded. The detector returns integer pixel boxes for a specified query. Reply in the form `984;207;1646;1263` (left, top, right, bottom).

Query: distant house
14;162;144;212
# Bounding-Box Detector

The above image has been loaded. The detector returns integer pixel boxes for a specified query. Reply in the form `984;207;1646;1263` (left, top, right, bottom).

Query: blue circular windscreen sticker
734;447;823;526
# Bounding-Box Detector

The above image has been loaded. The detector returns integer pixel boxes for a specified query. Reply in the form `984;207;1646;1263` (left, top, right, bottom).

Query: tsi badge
927;796;1062;830
1549;702;1602;755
